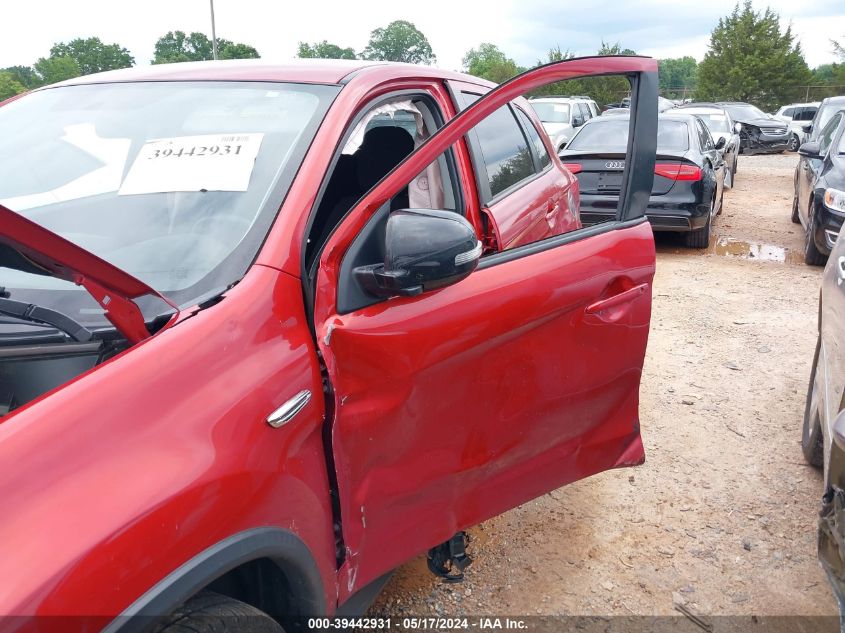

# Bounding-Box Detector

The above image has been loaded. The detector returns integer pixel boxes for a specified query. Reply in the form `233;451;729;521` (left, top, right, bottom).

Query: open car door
311;56;659;600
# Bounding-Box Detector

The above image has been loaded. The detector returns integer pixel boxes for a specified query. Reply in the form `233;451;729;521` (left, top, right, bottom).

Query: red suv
0;57;658;631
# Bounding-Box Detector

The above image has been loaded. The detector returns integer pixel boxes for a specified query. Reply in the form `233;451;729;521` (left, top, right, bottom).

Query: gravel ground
368;153;838;622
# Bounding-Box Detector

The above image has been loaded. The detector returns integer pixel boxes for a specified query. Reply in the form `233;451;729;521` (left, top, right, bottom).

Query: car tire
802;338;824;468
804;205;827;266
156;592;284;633
791;192;800;223
788;134;800;152
685;195;714;248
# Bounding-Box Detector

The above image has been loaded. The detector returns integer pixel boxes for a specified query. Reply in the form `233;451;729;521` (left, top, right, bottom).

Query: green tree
218;41;260;60
658;56;698;99
833;37;844;62
361;20;435;64
462;43;521;83
33;56;81;85
1;65;41;89
0;71;26;100
696;1;811;110
49;37;134;75
152;31;259;64
297;41;357;60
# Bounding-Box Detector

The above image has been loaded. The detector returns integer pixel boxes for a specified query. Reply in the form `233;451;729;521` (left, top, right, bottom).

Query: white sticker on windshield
118;133;264;195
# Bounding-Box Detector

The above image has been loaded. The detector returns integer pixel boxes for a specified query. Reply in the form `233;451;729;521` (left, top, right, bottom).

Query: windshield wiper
0;290;92;342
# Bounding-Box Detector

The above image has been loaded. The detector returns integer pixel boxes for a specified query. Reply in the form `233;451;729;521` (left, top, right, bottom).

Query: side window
515;108;551;170
783;107;795;119
460;92;535;198
578;103;591;121
796;107;817;122
819;113;843;155
694;119;710;150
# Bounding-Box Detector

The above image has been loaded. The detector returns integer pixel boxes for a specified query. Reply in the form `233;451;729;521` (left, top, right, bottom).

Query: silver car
678;105;741;188
774;102;820;151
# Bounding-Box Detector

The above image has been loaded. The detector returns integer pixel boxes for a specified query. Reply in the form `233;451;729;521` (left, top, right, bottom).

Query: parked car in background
800;225;845;609
0;57;661;629
792;108;845;264
717;101;790;154
529;96;599;151
804;96;845;144
560;112;725;248
774;102;820;151
677;104;741;188
602;107;630;116
605;95;676;112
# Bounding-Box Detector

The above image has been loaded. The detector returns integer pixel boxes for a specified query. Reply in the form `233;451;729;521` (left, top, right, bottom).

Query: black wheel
804;204;827;266
791;192;800;223
788;134;800;152
802;338;824;468
685;194;714;248
156;592;284;633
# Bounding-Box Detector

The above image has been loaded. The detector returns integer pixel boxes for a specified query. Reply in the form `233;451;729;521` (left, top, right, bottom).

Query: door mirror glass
354;209;480;298
733;122;742;134
714;136;726;150
798;141;821;158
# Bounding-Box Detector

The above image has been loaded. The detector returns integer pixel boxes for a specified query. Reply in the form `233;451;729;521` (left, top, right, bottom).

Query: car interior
304;96;458;275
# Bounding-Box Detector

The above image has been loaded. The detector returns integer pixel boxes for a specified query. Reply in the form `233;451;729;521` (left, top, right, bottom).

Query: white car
529;96;599;152
774;102;820;151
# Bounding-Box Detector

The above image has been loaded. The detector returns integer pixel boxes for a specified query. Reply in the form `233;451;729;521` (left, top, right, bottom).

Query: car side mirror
798;141;821;158
802;122;812;133
572;116;584;127
354;209;481;298
734;122;742;134
714;136;726;150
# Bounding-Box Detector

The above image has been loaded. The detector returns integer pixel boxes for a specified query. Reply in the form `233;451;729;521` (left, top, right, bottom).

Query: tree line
2;5;844;112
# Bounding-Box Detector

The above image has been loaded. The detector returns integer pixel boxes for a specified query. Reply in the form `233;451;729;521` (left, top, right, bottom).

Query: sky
1;0;843;73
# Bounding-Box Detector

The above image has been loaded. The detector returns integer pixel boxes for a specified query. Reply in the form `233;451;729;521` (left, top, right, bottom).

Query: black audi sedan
800;227;845;609
792;108;845;265
717;101;790;154
559;112;725;248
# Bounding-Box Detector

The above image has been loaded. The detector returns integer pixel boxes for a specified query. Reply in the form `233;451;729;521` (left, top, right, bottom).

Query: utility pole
210;0;219;60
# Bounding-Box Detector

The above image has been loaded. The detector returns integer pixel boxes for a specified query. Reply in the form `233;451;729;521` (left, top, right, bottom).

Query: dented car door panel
313;57;659;599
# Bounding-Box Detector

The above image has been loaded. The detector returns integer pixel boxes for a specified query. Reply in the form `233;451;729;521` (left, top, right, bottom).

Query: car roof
41;59;494;90
822;96;845;105
781;102;820;107
675;106;727;115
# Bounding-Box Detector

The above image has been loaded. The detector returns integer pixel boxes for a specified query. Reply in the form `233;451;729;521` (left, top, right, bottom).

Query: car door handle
266;390;311;428
545;200;557;218
585;283;649;316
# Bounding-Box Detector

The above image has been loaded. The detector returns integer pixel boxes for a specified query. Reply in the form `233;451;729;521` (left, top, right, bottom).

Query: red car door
312;57;659;600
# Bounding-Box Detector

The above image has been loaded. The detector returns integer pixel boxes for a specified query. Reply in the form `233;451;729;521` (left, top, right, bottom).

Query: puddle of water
709;237;804;265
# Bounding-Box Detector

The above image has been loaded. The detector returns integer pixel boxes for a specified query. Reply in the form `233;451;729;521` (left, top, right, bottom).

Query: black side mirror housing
798;141;821;158
714;136;726;150
354;209;481;298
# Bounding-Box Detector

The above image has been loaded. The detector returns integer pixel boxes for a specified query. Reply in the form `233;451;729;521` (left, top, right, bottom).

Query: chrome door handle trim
266;390;311;428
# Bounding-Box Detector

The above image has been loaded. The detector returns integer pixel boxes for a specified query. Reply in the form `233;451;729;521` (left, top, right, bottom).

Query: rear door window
515;108;551;170
460;92;534;198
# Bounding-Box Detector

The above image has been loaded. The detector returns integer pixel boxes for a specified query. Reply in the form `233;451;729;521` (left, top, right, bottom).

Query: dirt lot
369;153;839;620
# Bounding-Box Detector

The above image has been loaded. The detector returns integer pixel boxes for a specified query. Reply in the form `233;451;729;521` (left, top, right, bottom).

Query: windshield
688;112;731;133
567;119;690;152
0;81;338;327
819;105;845;138
721;104;766;121
531;102;570;123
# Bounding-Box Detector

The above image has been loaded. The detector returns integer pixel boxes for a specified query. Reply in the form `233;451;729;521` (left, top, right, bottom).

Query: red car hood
0;204;177;342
